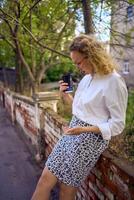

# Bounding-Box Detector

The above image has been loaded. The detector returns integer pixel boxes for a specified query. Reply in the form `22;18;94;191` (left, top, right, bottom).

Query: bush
126;90;134;131
124;90;134;161
44;61;75;82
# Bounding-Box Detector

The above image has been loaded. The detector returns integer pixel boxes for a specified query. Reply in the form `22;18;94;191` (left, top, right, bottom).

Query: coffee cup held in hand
62;73;73;93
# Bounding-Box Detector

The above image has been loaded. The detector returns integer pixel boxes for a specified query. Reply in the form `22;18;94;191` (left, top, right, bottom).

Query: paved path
0;104;43;200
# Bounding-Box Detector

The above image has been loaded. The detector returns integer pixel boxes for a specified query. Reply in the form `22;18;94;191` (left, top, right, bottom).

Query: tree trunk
81;0;94;34
15;56;20;92
31;81;39;95
29;7;36;76
15;51;24;93
19;61;24;93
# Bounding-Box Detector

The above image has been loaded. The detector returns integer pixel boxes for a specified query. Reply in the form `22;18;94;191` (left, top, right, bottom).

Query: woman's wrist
84;126;101;134
60;91;73;104
60;91;71;99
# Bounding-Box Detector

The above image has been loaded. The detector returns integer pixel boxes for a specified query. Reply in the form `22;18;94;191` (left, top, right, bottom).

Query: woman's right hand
59;80;69;93
59;80;73;104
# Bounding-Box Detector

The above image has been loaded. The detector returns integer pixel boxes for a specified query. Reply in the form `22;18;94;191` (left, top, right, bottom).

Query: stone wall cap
33;91;60;101
103;150;134;178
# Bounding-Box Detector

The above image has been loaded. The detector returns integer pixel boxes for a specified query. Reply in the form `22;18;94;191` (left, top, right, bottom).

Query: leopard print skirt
45;115;109;187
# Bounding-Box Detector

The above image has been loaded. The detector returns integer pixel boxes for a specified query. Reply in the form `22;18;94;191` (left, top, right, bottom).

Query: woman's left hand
62;126;86;135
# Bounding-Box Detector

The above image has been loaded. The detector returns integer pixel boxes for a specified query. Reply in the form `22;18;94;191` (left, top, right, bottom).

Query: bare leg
31;167;57;200
59;182;77;200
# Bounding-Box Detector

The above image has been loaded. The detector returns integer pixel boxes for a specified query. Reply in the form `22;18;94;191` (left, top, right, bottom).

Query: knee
60;183;77;199
38;167;57;190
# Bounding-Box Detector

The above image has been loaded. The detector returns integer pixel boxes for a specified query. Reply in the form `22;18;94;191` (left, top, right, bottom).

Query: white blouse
72;71;128;140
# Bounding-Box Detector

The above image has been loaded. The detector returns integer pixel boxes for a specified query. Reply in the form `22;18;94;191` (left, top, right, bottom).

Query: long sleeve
97;76;128;140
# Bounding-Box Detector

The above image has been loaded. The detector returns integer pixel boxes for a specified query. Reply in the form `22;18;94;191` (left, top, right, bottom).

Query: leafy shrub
44;60;75;82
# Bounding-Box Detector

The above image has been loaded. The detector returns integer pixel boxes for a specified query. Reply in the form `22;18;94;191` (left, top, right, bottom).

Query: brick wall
40;107;134;200
4;90;39;144
0;88;134;200
43;107;66;157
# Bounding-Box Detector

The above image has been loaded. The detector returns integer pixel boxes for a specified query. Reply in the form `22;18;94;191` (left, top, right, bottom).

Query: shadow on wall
0;67;16;87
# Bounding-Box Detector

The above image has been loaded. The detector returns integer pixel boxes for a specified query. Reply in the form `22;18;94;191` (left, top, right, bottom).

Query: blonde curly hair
69;34;117;75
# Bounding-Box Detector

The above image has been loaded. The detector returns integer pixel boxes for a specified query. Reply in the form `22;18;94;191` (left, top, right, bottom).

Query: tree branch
0;7;35;83
54;12;75;50
0;12;14;36
36;54;46;84
0;8;70;58
0;34;15;49
110;43;134;49
13;1;20;34
22;0;43;22
14;38;35;82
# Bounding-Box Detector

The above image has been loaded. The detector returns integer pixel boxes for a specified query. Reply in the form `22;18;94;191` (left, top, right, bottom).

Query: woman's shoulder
103;71;127;91
108;71;121;79
106;71;125;84
95;71;122;83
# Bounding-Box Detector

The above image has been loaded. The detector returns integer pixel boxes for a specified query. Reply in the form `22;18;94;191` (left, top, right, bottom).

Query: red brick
81;182;88;191
101;172;118;194
88;173;96;184
96;179;114;200
79;187;87;198
87;187;98;200
89;181;105;200
91;168;102;180
76;191;82;200
113;174;131;200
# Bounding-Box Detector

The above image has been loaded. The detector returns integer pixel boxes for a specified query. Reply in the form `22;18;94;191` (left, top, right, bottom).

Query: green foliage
45;59;75;82
0;0;133;92
125;91;134;160
0;0;76;90
0;40;15;67
126;90;134;130
110;90;134;162
128;0;134;4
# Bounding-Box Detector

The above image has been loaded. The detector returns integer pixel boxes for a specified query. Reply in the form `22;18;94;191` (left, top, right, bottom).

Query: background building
110;1;134;88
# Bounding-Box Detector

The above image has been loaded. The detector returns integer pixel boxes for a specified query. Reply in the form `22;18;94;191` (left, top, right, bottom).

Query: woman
31;34;128;200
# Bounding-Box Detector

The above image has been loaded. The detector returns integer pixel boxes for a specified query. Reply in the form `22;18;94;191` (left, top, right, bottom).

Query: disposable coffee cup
62;73;73;93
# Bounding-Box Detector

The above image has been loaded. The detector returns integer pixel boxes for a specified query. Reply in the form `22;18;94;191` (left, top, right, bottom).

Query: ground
0;103;59;200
